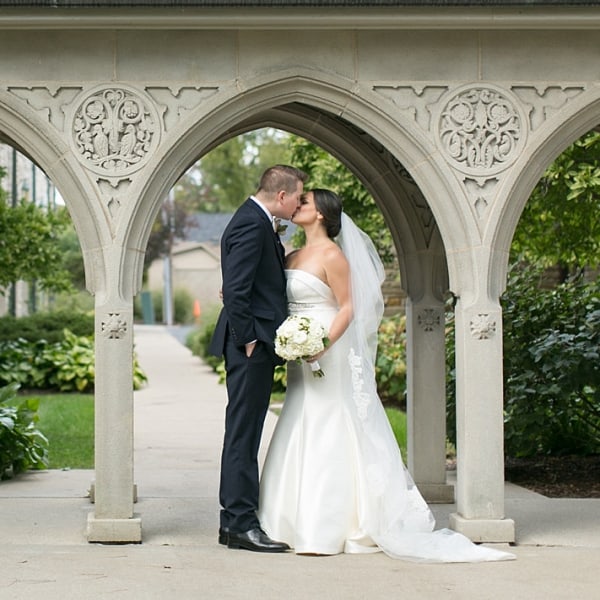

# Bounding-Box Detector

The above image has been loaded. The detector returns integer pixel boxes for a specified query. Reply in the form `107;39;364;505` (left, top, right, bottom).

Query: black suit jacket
209;198;287;363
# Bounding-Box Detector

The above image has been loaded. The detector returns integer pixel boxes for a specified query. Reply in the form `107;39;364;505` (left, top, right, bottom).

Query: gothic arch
487;86;600;299
0;90;110;297
123;72;469;301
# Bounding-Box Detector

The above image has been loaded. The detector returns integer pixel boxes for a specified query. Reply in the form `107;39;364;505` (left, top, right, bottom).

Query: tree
511;130;600;277
288;136;396;263
143;196;192;274
56;224;86;291
0;167;72;294
143;128;293;274
177;128;293;213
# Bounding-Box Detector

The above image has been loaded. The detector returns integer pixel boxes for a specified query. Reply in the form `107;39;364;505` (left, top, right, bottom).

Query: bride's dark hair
312;188;342;238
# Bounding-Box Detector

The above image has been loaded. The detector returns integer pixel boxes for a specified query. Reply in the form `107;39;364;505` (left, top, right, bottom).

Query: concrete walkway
1;325;599;599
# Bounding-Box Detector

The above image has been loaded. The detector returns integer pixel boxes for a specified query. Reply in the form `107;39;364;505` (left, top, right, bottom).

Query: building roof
184;212;232;245
1;1;599;6
184;212;297;245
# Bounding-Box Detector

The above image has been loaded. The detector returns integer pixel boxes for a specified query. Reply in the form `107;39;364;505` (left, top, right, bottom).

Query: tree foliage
144;129;292;273
143;197;193;271
56;223;87;290
501;265;599;456
0;167;72;294
288;136;396;263
177;129;292;214
512;130;600;275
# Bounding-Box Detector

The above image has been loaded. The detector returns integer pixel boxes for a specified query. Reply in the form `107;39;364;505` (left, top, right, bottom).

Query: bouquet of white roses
274;315;329;378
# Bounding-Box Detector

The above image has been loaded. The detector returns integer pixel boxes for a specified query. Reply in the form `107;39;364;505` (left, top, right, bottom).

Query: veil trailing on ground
335;213;514;562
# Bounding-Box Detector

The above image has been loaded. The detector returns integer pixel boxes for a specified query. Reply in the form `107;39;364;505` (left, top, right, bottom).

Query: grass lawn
30;393;95;469
385;407;407;458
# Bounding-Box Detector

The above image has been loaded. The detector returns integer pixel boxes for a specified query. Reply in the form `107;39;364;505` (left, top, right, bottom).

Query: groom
209;165;307;552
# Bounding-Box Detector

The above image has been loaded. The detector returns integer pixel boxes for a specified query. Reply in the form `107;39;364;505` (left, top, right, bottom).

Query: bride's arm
309;247;353;361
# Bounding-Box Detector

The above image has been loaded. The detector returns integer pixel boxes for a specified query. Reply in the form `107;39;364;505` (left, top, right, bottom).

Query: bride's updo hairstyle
313;188;342;239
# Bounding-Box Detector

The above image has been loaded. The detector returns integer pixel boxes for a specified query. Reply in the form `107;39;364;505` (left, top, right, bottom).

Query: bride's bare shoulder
323;242;348;265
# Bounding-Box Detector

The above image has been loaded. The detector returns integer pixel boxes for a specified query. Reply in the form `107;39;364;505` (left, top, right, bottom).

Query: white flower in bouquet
275;315;329;377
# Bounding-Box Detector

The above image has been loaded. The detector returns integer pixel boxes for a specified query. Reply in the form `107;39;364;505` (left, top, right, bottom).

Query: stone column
449;300;515;542
86;297;141;543
405;297;454;503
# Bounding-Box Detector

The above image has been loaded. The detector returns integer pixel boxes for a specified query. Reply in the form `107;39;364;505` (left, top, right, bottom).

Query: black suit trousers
219;335;275;533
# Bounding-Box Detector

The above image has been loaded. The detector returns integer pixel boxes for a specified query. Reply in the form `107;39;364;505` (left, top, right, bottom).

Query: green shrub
137;288;196;324
173;288;195;324
50;291;95;314
0;329;147;392
42;330;96;392
0;338;49;389
186;304;223;370
446;263;600;458
0;383;48;479
376;314;407;407
501;266;600;456
0;310;94;344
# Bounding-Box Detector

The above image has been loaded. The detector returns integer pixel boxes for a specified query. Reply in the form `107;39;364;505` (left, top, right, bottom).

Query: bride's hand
307;349;326;363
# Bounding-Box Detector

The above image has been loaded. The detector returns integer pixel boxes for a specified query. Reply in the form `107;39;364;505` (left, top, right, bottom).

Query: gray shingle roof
1;1;599;6
184;212;297;244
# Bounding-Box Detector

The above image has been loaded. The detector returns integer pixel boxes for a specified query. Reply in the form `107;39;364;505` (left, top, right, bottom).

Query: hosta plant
0;383;48;479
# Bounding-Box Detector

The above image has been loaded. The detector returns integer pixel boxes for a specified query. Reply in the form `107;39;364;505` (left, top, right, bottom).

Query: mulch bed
504;455;600;498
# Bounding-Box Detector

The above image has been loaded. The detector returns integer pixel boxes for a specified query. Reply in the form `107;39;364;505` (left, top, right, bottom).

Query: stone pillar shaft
405;298;454;503
449;301;514;542
86;301;141;542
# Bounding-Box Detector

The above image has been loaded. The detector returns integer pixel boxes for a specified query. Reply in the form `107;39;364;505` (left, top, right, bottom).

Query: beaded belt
288;302;317;310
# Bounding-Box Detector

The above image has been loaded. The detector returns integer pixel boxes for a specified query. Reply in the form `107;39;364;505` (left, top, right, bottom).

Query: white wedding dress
258;268;515;562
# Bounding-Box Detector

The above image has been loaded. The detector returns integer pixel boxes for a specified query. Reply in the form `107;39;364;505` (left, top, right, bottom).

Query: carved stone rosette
70;85;160;177
417;308;442;332
469;313;497;340
435;84;527;178
101;313;128;340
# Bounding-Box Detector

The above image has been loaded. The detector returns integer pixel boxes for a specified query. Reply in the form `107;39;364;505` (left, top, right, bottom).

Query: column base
88;481;138;503
86;512;142;543
418;482;455;504
449;513;515;543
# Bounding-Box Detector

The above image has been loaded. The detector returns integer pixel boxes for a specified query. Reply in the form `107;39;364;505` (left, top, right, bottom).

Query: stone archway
124;72;511;542
1;3;599;543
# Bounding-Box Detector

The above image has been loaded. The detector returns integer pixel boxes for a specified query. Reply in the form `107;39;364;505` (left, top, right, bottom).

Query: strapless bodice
286;269;337;313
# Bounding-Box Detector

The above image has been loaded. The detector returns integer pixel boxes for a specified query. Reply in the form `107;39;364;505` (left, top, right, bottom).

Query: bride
258;189;515;563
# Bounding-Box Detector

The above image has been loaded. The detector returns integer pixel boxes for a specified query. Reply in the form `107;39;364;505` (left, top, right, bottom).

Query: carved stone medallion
101;312;128;340
70;85;160;177
469;313;497;340
435;84;526;177
417;308;441;332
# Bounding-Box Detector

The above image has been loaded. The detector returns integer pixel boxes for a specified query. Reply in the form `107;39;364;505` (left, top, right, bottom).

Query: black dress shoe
227;527;290;553
218;527;229;545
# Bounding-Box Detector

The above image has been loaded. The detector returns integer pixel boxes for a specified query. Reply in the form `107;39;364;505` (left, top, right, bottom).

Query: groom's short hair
258;165;308;195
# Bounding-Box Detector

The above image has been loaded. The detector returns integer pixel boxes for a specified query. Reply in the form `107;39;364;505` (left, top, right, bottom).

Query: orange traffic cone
193;299;201;322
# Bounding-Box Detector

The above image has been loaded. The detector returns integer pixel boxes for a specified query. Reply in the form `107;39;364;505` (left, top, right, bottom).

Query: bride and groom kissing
209;164;514;563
